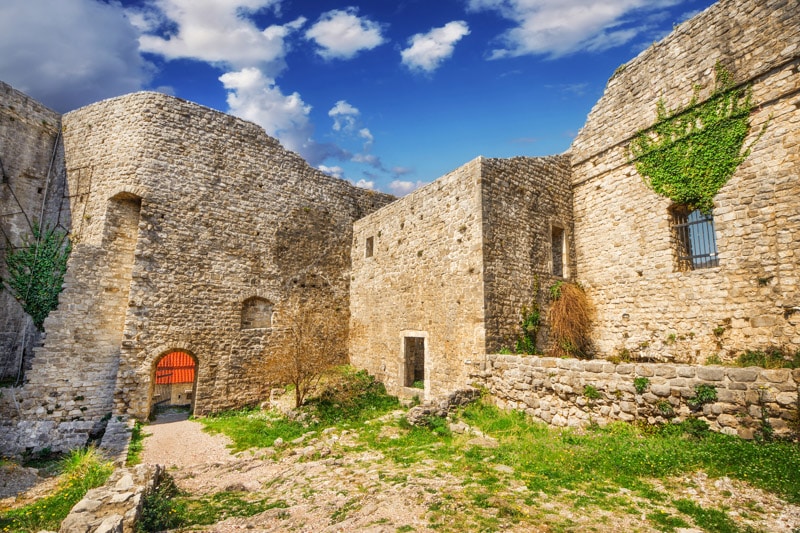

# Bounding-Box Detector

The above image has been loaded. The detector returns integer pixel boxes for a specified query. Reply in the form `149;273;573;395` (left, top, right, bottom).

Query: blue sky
0;0;716;194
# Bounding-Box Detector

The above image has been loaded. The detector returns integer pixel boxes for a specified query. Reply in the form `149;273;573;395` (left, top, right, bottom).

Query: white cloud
220;67;313;156
136;0;305;75
0;0;152;112
318;165;344;178
358;128;374;149
467;0;680;59
351;179;375;190
328;100;360;131
306;8;385;59
389;180;427;196
401;21;470;73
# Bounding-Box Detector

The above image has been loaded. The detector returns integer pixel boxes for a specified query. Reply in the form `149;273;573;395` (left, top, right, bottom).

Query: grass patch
137;473;287;532
736;348;800;369
126;421;149;466
200;367;400;452
0;448;113;533
673;499;742;533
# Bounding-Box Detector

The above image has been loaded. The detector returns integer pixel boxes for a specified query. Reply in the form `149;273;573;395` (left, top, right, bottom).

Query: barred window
671;207;719;271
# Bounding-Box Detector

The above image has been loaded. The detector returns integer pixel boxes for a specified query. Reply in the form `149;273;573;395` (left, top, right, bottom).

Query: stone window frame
240;296;274;330
670;205;720;272
550;222;567;278
365;235;374;258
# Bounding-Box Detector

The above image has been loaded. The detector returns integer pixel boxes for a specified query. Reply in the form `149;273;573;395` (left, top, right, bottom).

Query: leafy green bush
2;223;71;330
687;384;717;409
633;377;650;394
137;473;184;532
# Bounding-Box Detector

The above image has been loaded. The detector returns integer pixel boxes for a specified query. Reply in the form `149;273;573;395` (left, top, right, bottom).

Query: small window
241;297;273;329
672;207;719;271
365;236;374;258
551;225;565;277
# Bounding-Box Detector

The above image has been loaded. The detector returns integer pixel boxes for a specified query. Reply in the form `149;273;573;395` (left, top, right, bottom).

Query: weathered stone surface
479;354;798;437
59;464;161;533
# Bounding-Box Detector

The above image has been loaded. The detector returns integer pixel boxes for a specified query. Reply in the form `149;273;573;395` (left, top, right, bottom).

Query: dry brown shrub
547;282;593;359
261;301;348;407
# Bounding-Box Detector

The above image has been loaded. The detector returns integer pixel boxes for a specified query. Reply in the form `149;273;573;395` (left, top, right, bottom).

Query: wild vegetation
137;367;800;532
1;222;71;330
0;448;112;533
547;281;593;358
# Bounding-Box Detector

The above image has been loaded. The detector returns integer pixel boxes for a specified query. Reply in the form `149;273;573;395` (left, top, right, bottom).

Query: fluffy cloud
136;0;305;75
401;21;470;73
351;178;375;190
328;100;360;131
0;0;152;112
318;165;344;178
220;68;313;156
306;8;385;59
389;179;428;196
467;0;680;58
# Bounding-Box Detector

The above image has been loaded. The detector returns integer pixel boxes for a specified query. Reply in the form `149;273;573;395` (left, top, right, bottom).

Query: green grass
126;421;149;466
200;367;400;452
736;348;800;369
191;376;800;532
0;448;113;533
138;473;288;532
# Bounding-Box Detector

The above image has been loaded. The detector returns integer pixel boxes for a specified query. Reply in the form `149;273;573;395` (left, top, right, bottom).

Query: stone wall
0;81;69;380
350;157;486;398
3;92;392;454
481;156;574;352
570;0;800;361
478;354;799;439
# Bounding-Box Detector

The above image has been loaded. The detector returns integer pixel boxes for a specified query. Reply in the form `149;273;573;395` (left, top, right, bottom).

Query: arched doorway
151;351;197;417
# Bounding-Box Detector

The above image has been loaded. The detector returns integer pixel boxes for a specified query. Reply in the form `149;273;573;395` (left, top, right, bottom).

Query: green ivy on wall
630;64;764;213
2;223;71;330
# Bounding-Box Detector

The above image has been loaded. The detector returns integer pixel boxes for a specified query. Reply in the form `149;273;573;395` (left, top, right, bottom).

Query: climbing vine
630;63;765;212
2;223;71;330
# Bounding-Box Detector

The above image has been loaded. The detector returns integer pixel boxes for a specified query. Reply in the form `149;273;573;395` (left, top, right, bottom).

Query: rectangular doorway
404;336;425;388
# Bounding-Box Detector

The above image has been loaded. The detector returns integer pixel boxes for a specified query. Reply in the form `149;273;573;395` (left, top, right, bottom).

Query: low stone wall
474;354;799;439
58;463;162;533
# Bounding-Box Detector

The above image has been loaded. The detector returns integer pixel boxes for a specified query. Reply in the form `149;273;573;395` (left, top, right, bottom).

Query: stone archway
149;350;197;417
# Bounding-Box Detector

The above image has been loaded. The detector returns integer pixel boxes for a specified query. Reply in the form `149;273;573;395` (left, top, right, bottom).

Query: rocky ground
2;408;799;532
137;410;800;533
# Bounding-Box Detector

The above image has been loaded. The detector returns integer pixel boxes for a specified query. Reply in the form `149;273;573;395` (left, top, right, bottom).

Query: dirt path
140;411;235;468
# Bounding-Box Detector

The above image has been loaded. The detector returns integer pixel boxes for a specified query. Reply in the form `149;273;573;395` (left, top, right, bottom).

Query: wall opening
551;225;565;277
150;351;197;417
365;236;374;258
403;336;425;388
671;206;719;271
241;297;273;329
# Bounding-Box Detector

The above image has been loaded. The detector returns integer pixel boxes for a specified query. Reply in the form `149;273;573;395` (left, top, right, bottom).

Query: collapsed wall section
350;158;486;397
481;156;574;353
570;0;800;361
0;81;68;382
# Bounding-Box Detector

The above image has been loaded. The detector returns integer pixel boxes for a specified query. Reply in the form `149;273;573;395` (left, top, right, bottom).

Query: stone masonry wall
570;0;800;361
481;156;574;353
3;92;392;454
478;354;799;439
0;81;69;381
350;158;486;398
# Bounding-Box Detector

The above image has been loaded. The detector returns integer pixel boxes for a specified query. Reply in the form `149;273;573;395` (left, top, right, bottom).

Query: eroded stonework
1;0;798;453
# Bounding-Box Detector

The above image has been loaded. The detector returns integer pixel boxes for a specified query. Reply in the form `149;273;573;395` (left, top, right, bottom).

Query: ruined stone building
1;0;798;453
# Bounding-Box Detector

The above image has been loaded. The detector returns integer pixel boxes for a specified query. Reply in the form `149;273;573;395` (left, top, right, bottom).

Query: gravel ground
140;411;235;468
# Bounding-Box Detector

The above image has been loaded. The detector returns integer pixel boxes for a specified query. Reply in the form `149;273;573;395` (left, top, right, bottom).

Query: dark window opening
365;236;374;258
404;336;425;387
672;207;719;271
552;226;565;277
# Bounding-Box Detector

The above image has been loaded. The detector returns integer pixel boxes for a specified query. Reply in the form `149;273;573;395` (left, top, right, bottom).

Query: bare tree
262;302;348;408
